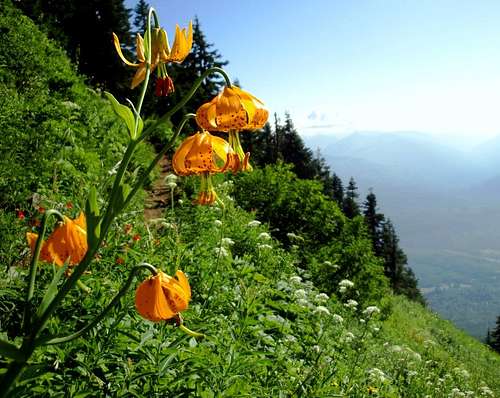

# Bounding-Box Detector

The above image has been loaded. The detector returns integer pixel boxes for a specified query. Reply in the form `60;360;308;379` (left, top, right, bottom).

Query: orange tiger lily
196;86;268;171
172;131;239;205
26;212;87;267
135;270;191;322
113;22;192;92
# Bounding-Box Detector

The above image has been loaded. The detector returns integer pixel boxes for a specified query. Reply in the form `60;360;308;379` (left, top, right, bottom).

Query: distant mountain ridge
303;131;500;338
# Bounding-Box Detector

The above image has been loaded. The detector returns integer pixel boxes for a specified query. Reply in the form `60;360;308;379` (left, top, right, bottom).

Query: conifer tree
489;316;500;353
15;0;133;95
133;0;149;35
381;219;424;303
343;177;360;218
363;190;385;256
331;173;344;207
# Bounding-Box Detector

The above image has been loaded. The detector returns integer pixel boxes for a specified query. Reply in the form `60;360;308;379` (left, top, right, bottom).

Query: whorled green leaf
104;92;143;140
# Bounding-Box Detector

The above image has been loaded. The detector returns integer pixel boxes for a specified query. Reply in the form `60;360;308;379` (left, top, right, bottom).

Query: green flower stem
137;67;232;143
121;113;195;211
40;263;157;346
179;324;205;339
22;209;64;333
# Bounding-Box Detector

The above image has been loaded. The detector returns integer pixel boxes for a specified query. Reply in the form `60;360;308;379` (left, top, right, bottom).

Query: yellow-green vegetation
0;2;499;397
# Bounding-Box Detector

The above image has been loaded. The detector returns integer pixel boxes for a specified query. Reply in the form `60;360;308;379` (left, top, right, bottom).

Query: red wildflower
66;201;73;209
16;210;25;220
116;257;125;265
132;234;141;242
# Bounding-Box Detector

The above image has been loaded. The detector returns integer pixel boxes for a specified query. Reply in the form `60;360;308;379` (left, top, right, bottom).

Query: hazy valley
305;131;500;338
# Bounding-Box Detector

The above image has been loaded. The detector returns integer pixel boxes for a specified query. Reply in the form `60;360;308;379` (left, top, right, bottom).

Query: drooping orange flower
196;86;268;132
135;270;191;322
196;86;268;171
172;131;239;204
113;22;193;91
26;212;87;267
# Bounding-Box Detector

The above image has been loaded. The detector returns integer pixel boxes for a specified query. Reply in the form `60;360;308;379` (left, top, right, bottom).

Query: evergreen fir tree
381;219;424;303
15;0;134;95
363;190;385;256
133;0;149;35
489;316;500;353
343;177;360;218
331;173;344;207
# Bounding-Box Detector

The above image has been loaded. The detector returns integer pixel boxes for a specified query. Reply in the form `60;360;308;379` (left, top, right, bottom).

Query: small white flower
372;326;380;332
284;334;297;343
344;299;358;309
479;386;494;396
214;220;223;227
294;289;307;299
258;244;272;250
343;332;355;342
277;280;289;290
289;276;302;284
214;247;229;258
362;306;381;317
247;220;261;227
312;345;321;353
407;370;418;377
339;279;354;288
178;199;183;204
222;237;235;246
296;298;309;307
332;314;344;323
313;306;331;316
165;174;177;184
314;293;329;302
258;232;271;240
367;368;387;383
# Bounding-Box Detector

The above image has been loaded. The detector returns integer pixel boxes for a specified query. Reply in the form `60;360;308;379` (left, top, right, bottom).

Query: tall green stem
22;209;64;333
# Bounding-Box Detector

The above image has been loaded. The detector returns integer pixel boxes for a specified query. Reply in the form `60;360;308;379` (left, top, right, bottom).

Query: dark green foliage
14;0;134;95
232;163;389;304
363;190;385;256
488;316;500;353
381;220;425;304
331;173;344;207
133;0;149;36
343;177;360;218
0;2;153;210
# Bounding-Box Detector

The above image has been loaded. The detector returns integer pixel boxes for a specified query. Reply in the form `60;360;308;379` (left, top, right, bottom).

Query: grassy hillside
0;2;499;397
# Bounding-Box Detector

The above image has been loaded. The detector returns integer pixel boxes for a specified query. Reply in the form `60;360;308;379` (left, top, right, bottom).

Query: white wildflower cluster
453;367;470;379
338;279;354;293
258;232;271;240
367;367;387;383
332;314;344;323
296;299;309;307
286;232;302;241
283;334;297;344
289;275;302;284
313;306;331;316
344;299;358;309
165;174;177;189
423;339;437;348
294;289;307;299
247;220;261;227
479;386;494;397
257;244;273;250
213;247;229;258
260;313;286;326
323;260;339;270
312;345;321;353
342;332;355;343
214;219;223;227
362;306;381;317
449;388;466;398
221;237;235;246
277;280;289;291
314;293;329;303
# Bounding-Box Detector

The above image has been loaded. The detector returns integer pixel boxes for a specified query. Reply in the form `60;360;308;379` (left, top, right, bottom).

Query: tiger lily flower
113;22;193;93
172;131;239;205
196;86;269;171
135;270;191;321
26;212;87;267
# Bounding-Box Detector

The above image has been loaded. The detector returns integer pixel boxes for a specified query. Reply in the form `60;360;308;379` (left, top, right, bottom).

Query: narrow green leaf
35;261;69;320
104;91;136;139
0;339;25;361
85;187;101;247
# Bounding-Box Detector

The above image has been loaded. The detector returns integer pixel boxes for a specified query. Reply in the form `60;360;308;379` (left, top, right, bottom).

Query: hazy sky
127;0;500;140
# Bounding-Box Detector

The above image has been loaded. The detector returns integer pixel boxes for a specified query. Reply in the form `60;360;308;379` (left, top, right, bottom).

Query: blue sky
126;0;500;141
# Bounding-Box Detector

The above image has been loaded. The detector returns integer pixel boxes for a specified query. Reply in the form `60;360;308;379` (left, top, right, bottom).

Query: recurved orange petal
135;273;175;321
